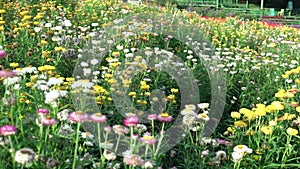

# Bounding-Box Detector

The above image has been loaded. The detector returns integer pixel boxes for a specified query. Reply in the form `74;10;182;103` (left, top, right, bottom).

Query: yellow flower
246;130;255;136
281;74;289;79
20;11;29;16
231;111;241;119
167;94;175;101
128;92;136;98
234;120;247;128
254;107;266;117
25;82;34;87
22;15;32;21
256;104;266;109
66;77;75;82
10;62;19;68
111;51;120;57
0;9;6;14
171;88;179;93
54;47;66;52
270;101;284;111
287;114;296;120
269;120;277;126
141;84;150;90
137;100;147;105
286;127;298;136
239;108;252;114
40;40;48;45
261;126;272;135
296;106;300;113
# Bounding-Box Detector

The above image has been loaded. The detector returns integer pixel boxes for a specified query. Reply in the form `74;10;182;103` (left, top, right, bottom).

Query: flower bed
0;0;300;168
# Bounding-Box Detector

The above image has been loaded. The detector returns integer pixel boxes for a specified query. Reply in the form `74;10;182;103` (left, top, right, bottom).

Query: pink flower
104;126;112;133
0;50;6;59
123;115;139;127
157;113;173;122
89;113;107;123
140;132;157;145
0;70;17;78
68;111;89;123
36;108;50;116
123;154;144;167
147;114;157;120
0;125;17;136
40;116;57;126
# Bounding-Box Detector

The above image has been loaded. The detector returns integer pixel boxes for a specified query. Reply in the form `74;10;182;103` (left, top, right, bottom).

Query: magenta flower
140;132;157;145
69;111;89;123
0;125;17;136
0;70;17;78
36;108;50;116
40;116;57;126
123;115;139;127
0;50;6;59
147;114;157;120
157;113;173;122
89;113;107;123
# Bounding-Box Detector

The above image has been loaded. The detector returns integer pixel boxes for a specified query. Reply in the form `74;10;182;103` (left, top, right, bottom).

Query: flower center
160;113;169;117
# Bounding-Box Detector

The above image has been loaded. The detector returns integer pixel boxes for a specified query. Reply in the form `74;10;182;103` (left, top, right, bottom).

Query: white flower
80;62;89;67
71;81;94;89
103;150;116;161
184;104;196;111
233;145;252;154
91;23;99;27
100;142;114;149
81;132;95;139
57;109;71;121
182;114;196;127
58;124;74;135
22;67;37;74
54;25;62;30
3;77;21;86
181;108;195;115
144;161;154;169
51;36;61;42
34;80;49;91
34;27;42;33
63;19;72;27
201;149;209;157
85;141;94;147
47;77;64;86
197;103;209;109
232;152;243;163
44;23;52;28
15;148;36;164
216;150;227;159
83;68;92;76
90;59;99;65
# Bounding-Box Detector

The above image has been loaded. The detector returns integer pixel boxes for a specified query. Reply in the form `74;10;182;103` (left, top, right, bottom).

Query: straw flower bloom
287;127;298;136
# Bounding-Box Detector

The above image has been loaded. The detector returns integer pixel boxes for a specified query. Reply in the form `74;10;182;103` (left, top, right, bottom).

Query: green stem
145;144;149;158
115;135;121;153
97;123;102;158
154;122;165;157
130;126;133;154
72;123;81;169
8;136;16;169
